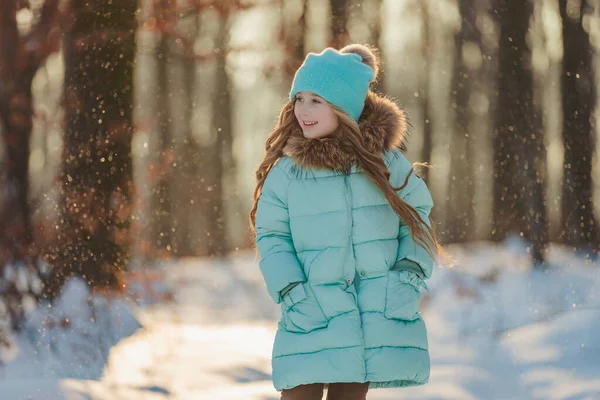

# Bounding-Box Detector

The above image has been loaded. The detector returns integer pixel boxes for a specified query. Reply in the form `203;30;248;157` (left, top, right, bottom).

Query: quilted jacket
255;91;435;391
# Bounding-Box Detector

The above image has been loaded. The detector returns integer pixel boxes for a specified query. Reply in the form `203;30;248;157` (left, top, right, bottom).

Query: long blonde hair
249;97;449;266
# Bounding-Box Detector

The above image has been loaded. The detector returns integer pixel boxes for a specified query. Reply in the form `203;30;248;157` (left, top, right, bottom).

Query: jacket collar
282;91;409;173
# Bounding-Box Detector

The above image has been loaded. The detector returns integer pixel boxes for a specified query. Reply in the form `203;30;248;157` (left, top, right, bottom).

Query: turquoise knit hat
289;47;375;121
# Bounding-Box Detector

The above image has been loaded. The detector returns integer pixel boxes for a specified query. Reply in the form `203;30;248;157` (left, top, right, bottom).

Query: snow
3;278;142;381
1;240;599;399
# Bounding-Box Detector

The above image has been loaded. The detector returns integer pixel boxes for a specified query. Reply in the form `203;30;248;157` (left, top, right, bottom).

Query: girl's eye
312;99;321;104
296;97;303;103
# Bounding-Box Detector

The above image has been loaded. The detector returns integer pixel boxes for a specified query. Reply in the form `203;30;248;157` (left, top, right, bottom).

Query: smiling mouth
303;121;318;127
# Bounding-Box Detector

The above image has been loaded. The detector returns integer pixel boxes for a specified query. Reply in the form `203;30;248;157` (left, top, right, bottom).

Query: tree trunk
0;0;60;328
45;0;137;296
329;0;349;48
370;0;385;93
0;74;34;258
558;0;597;254
0;2;34;327
420;0;433;184
494;0;548;266
204;13;232;256
446;0;478;243
0;0;59;262
281;0;307;80
150;24;175;256
173;15;201;257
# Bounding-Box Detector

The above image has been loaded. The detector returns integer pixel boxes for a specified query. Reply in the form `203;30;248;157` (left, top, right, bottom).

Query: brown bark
420;0;432;184
0;0;60;262
370;0;385;94
204;13;232;256
329;0;349;48
446;0;479;243
172;16;201;256
280;0;307;80
493;0;548;265
559;0;597;253
44;0;137;296
0;0;60;328
150;13;175;256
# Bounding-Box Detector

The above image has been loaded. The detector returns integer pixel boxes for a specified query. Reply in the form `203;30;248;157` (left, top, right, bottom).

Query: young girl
250;44;446;400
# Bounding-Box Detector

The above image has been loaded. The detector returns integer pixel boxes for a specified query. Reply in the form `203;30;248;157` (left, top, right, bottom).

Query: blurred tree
447;0;479;243
0;0;60;328
150;0;175;256
205;3;234;256
419;0;433;184
0;0;60;263
351;0;385;92
44;0;137;296
558;0;597;254
144;0;254;256
330;0;350;48
279;0;307;80
369;0;385;93
172;13;201;256
494;0;548;266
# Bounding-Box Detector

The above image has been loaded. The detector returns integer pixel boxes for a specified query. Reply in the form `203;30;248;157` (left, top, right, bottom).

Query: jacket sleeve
255;162;306;304
388;151;436;279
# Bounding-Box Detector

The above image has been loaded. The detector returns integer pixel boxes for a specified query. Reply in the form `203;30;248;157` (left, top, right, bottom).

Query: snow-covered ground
1;239;600;399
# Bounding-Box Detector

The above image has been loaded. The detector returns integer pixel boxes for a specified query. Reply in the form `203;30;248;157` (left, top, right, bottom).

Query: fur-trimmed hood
282;91;409;172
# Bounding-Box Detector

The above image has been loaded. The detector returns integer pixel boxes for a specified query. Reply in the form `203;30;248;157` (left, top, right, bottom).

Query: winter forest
1;0;599;398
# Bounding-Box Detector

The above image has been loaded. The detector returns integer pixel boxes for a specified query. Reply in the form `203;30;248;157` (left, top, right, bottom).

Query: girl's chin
302;130;331;139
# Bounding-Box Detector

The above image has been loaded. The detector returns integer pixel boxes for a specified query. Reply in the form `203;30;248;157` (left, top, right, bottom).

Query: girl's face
294;91;339;139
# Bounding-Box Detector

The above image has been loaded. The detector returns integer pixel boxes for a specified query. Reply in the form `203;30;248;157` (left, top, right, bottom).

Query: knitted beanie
289;45;377;121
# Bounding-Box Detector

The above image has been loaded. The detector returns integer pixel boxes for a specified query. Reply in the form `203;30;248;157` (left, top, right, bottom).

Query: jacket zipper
344;174;367;380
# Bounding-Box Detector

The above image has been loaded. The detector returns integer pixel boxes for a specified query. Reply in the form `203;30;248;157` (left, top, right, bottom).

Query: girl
250;44;446;400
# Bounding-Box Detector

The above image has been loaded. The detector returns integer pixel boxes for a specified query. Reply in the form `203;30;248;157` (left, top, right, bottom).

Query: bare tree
0;0;60;262
446;0;479;243
149;0;175;256
369;0;385;93
330;0;349;48
280;0;308;80
204;5;234;256
44;0;137;295
419;0;433;184
0;0;60;328
172;14;202;256
559;0;597;254
494;0;548;266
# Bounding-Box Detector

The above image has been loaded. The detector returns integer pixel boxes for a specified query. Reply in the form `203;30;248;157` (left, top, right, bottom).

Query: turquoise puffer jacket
255;92;435;391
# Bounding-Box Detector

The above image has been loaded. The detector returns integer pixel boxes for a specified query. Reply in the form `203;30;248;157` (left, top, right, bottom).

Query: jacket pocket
384;270;427;321
281;283;329;333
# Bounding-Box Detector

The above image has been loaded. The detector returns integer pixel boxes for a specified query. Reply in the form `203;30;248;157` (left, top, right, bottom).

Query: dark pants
280;382;370;400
